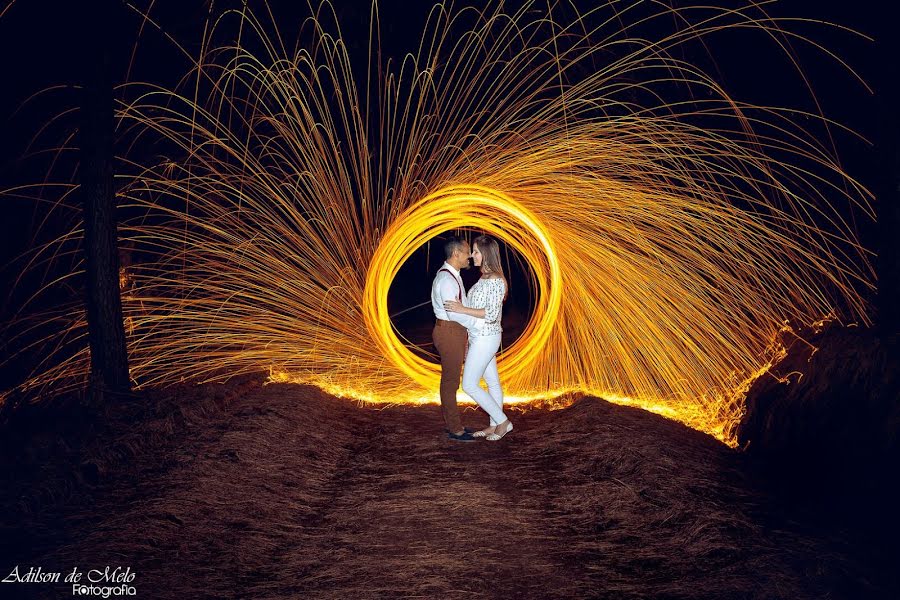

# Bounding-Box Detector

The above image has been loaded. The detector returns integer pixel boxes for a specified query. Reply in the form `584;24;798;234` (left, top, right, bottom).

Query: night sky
1;0;895;276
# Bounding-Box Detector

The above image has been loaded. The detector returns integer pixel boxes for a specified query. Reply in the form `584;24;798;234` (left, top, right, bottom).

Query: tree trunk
80;2;131;403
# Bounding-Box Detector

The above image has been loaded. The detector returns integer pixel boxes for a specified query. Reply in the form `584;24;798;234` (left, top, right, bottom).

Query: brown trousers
432;319;467;433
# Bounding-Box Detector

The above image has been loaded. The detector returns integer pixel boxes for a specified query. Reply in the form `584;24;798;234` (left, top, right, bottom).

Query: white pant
462;333;506;425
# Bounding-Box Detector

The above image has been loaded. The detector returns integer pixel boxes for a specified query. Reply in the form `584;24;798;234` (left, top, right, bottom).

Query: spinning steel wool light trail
3;1;875;443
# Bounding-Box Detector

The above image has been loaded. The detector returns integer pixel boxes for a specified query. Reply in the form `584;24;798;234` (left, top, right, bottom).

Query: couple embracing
430;234;513;443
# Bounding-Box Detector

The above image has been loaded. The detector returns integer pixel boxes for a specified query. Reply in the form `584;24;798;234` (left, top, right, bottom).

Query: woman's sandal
485;420;513;441
471;427;496;438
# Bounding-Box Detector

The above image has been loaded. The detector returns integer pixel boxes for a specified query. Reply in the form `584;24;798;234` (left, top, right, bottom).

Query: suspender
438;268;462;302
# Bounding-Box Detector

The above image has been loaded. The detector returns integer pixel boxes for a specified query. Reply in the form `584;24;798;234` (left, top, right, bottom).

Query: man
431;236;483;442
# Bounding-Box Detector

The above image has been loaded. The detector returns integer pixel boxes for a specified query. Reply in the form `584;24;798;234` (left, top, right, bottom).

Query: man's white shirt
431;261;483;331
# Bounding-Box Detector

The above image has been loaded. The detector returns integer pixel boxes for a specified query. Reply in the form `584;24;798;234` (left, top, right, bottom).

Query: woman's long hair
472;235;508;301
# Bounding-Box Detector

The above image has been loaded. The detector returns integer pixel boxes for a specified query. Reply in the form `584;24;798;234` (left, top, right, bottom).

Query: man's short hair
444;236;467;260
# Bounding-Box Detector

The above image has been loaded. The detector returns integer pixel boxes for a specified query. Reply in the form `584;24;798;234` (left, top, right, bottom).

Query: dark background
0;0;896;380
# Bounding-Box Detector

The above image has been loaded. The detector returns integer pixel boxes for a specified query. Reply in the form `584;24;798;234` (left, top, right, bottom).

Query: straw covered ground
1;378;897;599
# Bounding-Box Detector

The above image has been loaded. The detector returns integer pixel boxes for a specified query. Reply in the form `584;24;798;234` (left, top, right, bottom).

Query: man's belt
435;319;465;328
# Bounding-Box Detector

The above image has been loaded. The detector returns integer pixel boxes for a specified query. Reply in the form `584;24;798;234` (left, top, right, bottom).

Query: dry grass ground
1;379;896;599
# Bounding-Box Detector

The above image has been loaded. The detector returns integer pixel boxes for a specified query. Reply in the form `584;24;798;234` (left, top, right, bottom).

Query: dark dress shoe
447;431;477;442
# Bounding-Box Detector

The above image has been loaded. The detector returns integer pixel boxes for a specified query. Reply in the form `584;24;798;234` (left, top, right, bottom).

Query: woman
444;235;512;441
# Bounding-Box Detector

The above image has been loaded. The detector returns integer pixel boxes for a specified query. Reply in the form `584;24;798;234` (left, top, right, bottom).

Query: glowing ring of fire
363;184;562;391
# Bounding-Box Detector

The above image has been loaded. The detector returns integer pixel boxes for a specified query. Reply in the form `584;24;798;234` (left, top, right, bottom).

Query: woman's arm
482;279;505;323
444;300;484;317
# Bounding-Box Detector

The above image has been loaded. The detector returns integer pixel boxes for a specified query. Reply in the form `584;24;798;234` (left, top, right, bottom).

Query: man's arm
439;277;480;329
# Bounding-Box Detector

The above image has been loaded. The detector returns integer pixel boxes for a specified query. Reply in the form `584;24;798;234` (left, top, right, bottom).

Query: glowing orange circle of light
362;185;562;392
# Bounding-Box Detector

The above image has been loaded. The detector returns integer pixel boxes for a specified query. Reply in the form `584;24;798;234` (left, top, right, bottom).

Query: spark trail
3;1;875;443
